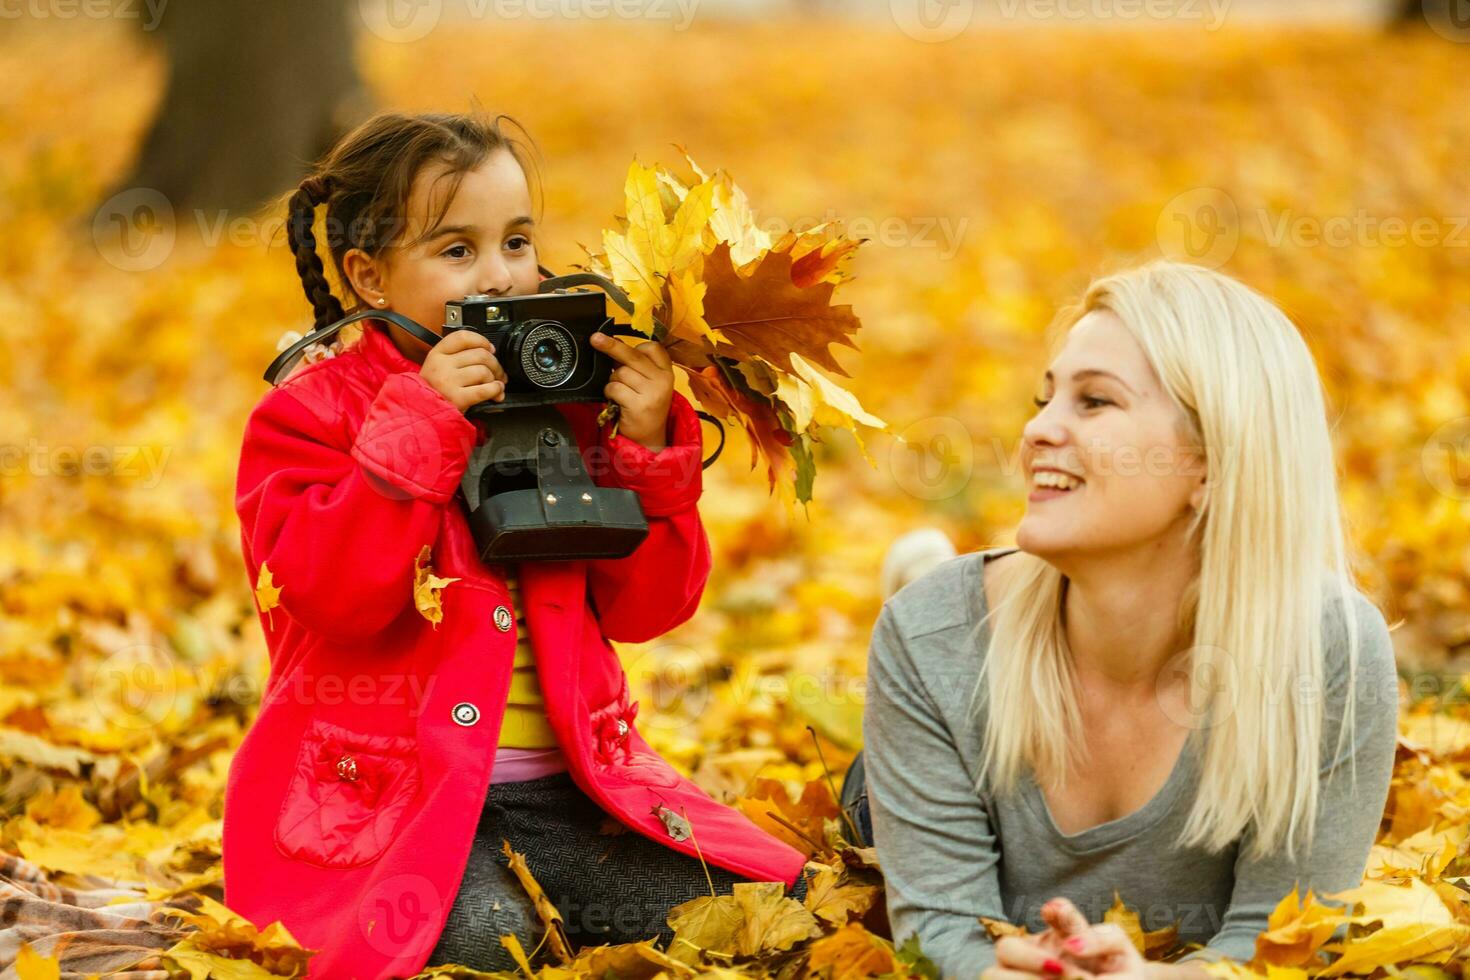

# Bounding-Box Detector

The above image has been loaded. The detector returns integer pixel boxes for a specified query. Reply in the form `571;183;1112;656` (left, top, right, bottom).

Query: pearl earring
377;297;387;306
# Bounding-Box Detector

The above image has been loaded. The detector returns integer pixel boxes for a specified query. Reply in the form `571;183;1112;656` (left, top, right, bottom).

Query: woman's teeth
1033;471;1083;491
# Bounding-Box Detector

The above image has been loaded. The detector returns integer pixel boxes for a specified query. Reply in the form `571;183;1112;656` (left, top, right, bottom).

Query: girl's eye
506;236;531;251
442;244;471;259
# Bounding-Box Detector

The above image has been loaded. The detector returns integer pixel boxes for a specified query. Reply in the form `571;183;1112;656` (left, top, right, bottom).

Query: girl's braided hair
276;109;543;336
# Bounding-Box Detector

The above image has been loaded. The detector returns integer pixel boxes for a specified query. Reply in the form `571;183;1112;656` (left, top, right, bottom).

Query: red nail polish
1043;958;1065;975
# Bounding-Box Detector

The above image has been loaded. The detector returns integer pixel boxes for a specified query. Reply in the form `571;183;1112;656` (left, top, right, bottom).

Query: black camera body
442;289;630;418
443;287;652;561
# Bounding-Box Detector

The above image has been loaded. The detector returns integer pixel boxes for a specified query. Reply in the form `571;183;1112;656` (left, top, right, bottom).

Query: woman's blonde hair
972;260;1365;863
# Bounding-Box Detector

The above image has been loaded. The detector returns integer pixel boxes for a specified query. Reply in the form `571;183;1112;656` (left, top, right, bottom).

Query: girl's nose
478;262;513;297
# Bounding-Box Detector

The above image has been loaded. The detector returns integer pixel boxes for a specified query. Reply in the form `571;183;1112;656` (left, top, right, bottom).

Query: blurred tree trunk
115;0;370;217
1391;0;1463;30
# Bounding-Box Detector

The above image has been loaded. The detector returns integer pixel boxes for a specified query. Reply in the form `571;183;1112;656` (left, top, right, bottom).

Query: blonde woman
850;262;1400;980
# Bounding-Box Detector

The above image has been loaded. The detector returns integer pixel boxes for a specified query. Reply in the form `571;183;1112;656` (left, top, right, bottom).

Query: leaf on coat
500;839;574;965
652;802;693;842
254;562;281;631
413;545;460;629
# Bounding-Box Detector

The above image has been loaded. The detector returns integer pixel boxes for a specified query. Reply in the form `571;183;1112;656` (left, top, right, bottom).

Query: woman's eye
442;244;471;259
1031;395;1110;410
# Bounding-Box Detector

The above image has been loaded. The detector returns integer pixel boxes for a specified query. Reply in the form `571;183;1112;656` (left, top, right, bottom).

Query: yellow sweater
495;564;557;748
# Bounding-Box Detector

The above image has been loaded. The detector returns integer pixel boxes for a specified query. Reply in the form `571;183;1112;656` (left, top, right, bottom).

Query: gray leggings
427;771;810;971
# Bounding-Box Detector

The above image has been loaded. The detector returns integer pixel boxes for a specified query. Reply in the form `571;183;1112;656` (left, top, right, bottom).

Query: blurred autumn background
3;0;1470;976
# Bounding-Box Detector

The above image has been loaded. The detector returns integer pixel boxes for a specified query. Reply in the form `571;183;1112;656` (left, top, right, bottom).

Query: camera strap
262;309;439;386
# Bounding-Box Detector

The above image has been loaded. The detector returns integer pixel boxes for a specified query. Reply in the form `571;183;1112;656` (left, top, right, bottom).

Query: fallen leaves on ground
1;15;1469;980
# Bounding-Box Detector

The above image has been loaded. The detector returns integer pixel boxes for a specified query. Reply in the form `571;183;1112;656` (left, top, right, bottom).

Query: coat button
452;702;480;727
616;718;629;738
335;754;359;781
493;605;513;632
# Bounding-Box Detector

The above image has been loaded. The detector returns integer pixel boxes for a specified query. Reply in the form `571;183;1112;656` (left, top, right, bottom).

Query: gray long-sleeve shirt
862;546;1400;979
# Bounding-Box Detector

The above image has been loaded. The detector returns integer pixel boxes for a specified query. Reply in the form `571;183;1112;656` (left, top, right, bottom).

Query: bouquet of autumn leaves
580;150;888;506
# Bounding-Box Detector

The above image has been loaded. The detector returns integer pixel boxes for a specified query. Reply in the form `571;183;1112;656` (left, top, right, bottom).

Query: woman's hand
981;898;1150;980
1057;920;1152;980
591;332;674;452
982;897;1094;980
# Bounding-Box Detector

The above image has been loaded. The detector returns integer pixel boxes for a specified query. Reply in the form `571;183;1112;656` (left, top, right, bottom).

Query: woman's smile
1028;467;1086;503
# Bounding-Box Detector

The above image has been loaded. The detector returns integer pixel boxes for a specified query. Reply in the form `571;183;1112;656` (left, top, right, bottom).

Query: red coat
224;321;806;979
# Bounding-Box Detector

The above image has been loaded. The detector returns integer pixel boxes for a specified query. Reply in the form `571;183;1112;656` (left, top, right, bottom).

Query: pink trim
490;745;569;784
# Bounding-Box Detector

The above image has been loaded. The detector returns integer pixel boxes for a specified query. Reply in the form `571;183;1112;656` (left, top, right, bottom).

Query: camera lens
518;321;578;388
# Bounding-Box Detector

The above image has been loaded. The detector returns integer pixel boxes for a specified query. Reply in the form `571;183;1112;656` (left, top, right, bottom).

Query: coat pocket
590;676;681;789
274;718;421;869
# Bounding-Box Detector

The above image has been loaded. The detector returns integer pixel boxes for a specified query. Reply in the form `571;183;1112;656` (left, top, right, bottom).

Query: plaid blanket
0;851;199;980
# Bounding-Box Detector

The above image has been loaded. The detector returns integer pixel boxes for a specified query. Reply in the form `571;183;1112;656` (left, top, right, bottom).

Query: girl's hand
591;332;674;452
420;330;508;413
983;897;1094;980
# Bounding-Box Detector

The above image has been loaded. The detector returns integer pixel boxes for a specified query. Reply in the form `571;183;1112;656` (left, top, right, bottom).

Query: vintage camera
441;289;635;417
446;285;653;562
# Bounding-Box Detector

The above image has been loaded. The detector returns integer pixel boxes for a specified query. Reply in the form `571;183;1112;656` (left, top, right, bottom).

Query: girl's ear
342;247;388;307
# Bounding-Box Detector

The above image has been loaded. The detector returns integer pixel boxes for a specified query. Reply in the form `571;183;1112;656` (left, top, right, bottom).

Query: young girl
223;110;808;980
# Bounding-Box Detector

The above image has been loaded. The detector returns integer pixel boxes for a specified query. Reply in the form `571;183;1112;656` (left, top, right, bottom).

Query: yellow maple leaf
775;353;887;464
254;562;281;630
802;864;882;927
412;545;460;629
667;266;722;346
1367;822;1466;881
666;891;745;964
732;881;822;957
1102;891;1180;960
806;922;900;980
1250;886;1350;968
1315;879;1470;976
25;784;101;832
601;160;719;338
705;168;773;270
500;839;573;964
15;943;60;980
